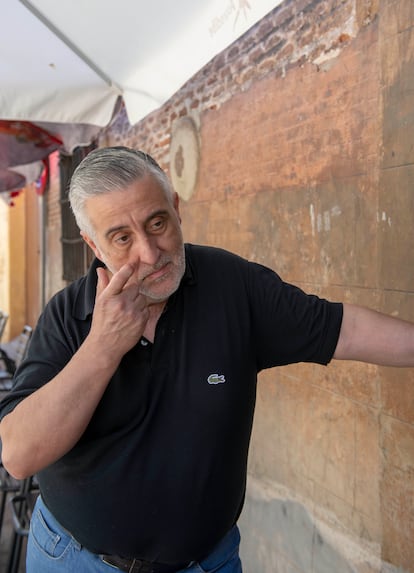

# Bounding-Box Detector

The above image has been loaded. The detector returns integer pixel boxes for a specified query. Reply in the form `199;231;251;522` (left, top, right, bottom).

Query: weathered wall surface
377;1;414;569
100;0;414;571
0;159;60;340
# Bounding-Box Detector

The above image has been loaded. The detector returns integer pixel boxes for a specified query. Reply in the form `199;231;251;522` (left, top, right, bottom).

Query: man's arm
0;264;149;480
333;303;414;366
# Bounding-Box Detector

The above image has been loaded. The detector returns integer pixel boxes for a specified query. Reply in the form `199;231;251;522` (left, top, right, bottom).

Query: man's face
81;174;185;303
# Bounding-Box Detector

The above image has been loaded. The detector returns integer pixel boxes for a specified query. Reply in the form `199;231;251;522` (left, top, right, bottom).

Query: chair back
0;311;9;343
14;325;33;369
0;325;33;391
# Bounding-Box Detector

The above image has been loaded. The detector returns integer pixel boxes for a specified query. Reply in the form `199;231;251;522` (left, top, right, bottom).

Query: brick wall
102;0;366;170
45;151;66;302
96;0;414;571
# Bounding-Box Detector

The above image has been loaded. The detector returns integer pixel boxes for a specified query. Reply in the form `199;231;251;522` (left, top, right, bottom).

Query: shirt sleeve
0;296;79;422
247;262;343;370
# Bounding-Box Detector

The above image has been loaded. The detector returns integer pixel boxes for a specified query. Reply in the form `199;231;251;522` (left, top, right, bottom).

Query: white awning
0;0;281;191
3;0;282;126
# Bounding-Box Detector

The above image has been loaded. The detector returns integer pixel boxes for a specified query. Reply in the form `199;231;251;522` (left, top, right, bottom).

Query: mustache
139;255;173;280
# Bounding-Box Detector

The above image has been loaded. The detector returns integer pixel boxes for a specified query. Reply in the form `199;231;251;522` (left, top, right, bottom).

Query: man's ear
173;192;181;223
81;231;101;259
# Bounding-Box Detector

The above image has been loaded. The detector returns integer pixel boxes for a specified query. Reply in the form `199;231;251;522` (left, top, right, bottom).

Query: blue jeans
27;496;242;572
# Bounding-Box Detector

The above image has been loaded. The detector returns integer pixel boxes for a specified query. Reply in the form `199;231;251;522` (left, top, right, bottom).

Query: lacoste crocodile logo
207;373;226;385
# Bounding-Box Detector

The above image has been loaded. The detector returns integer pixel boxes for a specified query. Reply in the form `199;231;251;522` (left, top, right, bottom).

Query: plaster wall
0;192;26;341
98;0;414;570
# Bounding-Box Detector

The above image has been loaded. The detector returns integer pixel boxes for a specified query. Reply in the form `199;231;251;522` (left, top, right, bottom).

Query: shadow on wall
238;479;407;573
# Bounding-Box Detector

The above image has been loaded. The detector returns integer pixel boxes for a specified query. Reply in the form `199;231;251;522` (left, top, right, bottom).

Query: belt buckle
130;559;153;573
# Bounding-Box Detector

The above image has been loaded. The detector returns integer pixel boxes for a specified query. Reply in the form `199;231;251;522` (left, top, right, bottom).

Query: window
60;144;96;282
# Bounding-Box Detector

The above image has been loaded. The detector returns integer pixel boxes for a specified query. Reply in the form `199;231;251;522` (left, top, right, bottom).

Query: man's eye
150;218;166;232
115;234;130;244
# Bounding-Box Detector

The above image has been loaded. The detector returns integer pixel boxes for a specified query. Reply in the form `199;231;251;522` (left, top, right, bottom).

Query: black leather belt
100;554;191;573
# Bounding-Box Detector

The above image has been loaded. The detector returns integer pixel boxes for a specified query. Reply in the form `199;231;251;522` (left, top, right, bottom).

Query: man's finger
105;263;138;295
96;267;111;297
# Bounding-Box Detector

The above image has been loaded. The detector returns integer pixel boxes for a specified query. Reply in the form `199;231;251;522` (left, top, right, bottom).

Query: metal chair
0;464;21;541
0;326;33;391
6;476;39;573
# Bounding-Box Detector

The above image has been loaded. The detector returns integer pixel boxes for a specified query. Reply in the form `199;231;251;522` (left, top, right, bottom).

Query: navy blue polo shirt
0;244;342;563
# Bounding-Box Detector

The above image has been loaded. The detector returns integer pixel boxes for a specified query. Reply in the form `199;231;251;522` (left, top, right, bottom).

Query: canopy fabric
0;121;62;167
0;0;281;192
0;118;106;193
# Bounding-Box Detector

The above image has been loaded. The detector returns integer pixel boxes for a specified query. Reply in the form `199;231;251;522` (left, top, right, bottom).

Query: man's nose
135;236;160;266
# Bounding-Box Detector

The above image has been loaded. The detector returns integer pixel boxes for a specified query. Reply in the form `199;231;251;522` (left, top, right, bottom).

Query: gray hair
69;146;173;236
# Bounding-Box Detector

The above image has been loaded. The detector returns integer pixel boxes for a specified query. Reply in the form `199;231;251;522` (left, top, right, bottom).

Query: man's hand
0;263;151;480
90;264;149;359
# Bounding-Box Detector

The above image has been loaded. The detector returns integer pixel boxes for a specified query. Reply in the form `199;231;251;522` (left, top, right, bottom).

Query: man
0;147;413;573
